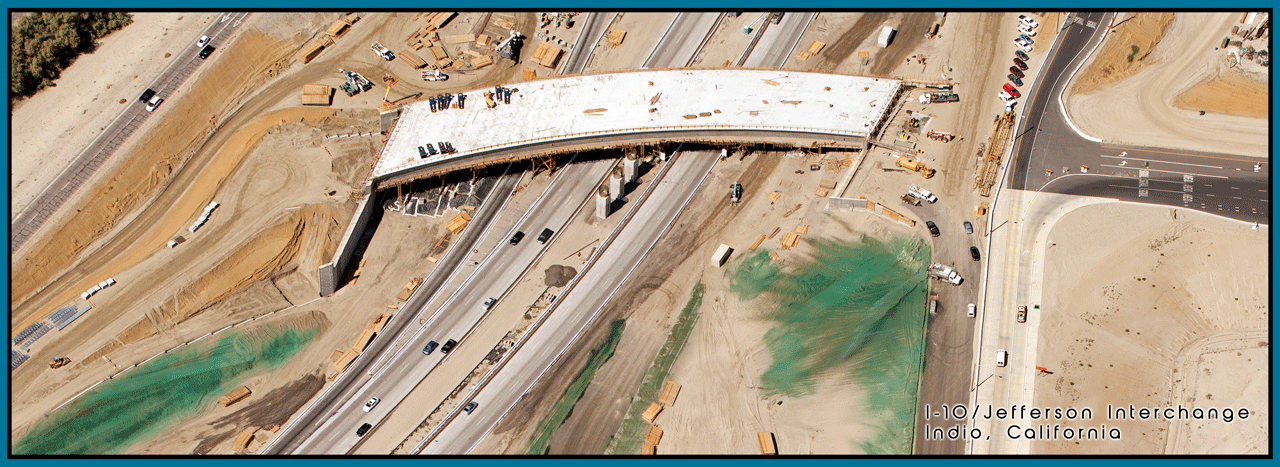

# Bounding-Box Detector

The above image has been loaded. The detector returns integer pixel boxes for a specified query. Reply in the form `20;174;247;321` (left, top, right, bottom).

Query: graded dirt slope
1065;13;1267;158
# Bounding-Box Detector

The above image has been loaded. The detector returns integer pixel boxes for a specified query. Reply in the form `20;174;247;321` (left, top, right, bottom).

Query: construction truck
371;42;395;61
339;82;358;97
919;91;960;104
340;69;373;92
901;193;922;206
896;157;936;178
49;356;71;369
928;263;963;285
730;182;744;203
927;130;955;142
422;69;449;82
908;184;938;203
484;91;497;108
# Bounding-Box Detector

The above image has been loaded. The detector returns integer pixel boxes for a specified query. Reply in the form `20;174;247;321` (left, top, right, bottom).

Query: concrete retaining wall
319;183;377;297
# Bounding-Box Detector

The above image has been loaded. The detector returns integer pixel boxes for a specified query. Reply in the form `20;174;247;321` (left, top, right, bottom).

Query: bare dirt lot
1065;12;1268;158
1034;201;1268;454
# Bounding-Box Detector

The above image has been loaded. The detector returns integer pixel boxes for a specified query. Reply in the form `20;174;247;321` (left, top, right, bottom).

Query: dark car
198;45;215;59
418;146;428;158
537;228;554;243
422;340;439;355
1018;34;1034;45
926;221;940;237
1015;50;1030;61
510;231;525;245
963;220;973;234
463;401;479;414
1009;67;1024;79
970;246;981;261
356;423;372;437
1013;57;1028;70
440;339;458;354
1008;74;1024;87
139;88;157;102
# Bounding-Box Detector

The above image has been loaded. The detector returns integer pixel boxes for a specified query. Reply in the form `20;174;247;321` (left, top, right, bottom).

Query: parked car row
1002;15;1039;107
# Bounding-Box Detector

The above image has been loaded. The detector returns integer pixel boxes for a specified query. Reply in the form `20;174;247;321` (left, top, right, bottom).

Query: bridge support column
596;186;611;219
610;167;626;199
624;152;638;183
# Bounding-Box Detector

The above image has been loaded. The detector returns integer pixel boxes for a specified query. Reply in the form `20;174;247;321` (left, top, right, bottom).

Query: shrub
10;12;132;99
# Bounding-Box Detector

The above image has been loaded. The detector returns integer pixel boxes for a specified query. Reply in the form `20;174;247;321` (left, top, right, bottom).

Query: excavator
49;356;71;369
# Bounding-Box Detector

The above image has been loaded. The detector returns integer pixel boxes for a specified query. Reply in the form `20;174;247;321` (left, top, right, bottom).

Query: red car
1002;83;1021;98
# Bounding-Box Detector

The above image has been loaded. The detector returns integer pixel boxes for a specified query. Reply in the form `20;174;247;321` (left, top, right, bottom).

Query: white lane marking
1100;165;1227;178
1100;154;1223;169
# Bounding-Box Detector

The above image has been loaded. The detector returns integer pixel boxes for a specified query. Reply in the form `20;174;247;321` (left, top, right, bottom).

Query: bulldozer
49;356;71;369
896;157;936;179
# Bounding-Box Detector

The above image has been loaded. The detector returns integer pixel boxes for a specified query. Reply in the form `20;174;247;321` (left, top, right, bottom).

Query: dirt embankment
1171;70;1268;118
1069;13;1177;95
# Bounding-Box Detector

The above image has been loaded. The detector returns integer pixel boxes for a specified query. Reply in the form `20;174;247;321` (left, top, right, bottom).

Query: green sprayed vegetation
10;12;132;98
526;319;626;454
14;324;317;455
605;282;704;454
732;236;930;453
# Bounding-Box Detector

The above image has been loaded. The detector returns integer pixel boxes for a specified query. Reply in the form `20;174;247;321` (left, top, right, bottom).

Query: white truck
371;42;395;61
928;263;963;285
878;26;896;48
908;185;938;203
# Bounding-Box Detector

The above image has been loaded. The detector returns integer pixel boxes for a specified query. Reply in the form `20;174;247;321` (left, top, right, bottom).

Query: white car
1015;40;1034;53
363;397;380;412
1019;15;1039;29
996;349;1009;367
967;303;976;318
196;35;210;48
1017;23;1037;36
998;91;1016;103
145;96;163;112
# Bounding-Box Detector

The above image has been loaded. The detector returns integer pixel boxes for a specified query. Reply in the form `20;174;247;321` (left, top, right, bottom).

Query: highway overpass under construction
372;69;903;188
320;69;902;296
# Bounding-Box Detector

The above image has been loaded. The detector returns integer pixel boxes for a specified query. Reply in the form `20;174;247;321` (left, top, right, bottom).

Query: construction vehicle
496;31;525;60
896;157;936;178
422;69;449;81
730;182;744;203
901;193;922;207
340;69;373;92
919;91;960;104
49;356;71;369
907;185;938;203
927;130;954;142
484;91;497;108
339;82;358;97
371;42;395;61
927;263;963;285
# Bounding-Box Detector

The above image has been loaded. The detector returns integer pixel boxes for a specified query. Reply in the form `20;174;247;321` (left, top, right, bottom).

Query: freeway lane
739;12;816;68
11;13;251;252
560;13;615;74
290;158;615;454
264;169;520;454
422;151;718;454
1008;12;1267;224
642;13;722;68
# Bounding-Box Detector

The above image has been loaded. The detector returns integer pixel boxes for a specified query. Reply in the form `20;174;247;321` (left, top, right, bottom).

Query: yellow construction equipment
896;157;936;178
49;356;71;368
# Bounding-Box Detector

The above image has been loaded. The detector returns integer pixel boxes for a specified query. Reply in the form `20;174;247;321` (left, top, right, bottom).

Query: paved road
739;12;815;68
10;13;251;252
263;169;520;454
560;13;615;74
286;159;614;454
422;151;717;454
1008;12;1267;224
642;13;722;68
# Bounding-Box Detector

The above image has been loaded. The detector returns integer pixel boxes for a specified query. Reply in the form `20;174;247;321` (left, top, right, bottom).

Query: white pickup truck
908;185;938;203
928;263;963;285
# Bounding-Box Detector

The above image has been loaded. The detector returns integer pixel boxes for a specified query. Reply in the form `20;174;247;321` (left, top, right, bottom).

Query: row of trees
10;12;133;100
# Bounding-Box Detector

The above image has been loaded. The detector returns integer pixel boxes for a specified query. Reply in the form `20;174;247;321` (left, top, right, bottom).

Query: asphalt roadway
560;13;616;75
10;13;251;252
283;159;615;454
422;151;718;454
740;12;816;68
1009;12;1268;225
642;13;722;68
262;169;520;454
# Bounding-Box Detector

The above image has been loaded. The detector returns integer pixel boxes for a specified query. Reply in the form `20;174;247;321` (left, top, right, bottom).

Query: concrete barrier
319;182;377;297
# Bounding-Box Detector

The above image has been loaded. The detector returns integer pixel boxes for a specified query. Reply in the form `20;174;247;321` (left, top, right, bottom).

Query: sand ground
1033;201;1267;454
